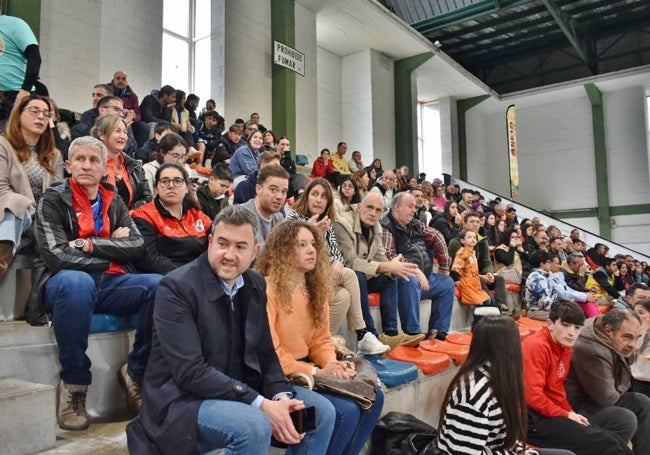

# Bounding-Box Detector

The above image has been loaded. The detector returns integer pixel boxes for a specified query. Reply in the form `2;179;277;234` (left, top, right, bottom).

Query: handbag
370;411;440;455
496;266;522;284
288;357;379;411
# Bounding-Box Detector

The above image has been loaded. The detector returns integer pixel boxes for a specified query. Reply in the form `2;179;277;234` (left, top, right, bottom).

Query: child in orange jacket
451;230;491;306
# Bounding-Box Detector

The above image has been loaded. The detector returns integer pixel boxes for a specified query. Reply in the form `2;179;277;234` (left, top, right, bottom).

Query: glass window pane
195;0;211;38
163;0;189;37
162;33;189;91
194;37;211;103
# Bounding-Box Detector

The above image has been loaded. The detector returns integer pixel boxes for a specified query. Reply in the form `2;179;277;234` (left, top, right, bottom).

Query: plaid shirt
381;218;451;274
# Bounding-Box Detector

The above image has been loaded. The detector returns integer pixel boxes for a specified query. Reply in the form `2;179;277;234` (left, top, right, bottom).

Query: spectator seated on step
380;191;455;341
135;120;175;163
31;136;162;431
333;192;424;350
195;163;233;220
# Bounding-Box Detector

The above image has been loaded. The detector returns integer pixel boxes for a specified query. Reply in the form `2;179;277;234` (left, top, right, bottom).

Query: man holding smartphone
127;206;335;454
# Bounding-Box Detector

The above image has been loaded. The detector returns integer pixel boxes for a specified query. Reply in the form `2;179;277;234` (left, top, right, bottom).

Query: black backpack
370;411;440;455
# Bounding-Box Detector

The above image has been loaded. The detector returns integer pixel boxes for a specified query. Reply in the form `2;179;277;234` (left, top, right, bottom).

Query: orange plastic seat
419;339;469;364
385;346;451;375
189;163;211;176
454;288;461;299
445;332;473;346
505;284;522;293
518;317;545;333
368;293;381;307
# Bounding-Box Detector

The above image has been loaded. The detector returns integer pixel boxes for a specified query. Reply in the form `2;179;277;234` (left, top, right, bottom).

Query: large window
417;102;443;180
162;0;211;102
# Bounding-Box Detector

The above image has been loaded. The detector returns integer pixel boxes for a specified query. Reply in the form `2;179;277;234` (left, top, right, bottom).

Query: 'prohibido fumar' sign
274;41;305;77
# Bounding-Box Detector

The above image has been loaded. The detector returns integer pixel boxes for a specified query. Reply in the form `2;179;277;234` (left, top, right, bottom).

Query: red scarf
70;179;125;274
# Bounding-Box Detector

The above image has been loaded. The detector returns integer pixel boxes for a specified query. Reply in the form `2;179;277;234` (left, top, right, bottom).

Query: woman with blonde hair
287;178;389;355
0;94;63;279
91;114;151;209
256;220;384;455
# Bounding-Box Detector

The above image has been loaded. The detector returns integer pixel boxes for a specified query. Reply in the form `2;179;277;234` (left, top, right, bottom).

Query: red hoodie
522;327;573;417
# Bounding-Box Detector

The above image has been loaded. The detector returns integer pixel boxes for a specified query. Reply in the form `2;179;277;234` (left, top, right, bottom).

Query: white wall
342;50;373;164
222;0;272;124
370;50;395;171
465;81;650;255
39;0;162;114
211;0;227;113
295;3;318;159
317;46;342;158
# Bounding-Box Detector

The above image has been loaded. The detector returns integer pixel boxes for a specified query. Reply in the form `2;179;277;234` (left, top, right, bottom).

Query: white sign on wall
273;41;305;77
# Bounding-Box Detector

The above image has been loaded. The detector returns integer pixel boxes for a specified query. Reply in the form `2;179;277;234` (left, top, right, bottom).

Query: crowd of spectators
3;59;650;453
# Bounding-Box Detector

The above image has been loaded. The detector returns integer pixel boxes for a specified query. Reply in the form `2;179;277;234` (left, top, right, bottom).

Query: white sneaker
357;332;391;355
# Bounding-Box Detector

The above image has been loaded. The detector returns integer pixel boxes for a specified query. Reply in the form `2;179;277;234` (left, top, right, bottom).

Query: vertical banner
506;104;519;198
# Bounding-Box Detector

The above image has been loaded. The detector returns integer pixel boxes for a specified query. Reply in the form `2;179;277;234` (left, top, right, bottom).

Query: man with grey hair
566;309;650;454
31;136;162;430
127;205;336;454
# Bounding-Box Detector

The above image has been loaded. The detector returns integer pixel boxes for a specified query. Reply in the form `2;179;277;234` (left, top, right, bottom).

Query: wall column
271;0;296;147
394;52;432;172
584;82;611;239
456;95;490;181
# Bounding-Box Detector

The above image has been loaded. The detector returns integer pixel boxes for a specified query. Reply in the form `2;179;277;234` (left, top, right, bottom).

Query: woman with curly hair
256;220;384;455
288;178;389;355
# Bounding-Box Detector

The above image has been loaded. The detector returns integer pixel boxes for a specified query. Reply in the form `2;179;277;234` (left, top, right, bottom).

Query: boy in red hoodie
522;300;635;454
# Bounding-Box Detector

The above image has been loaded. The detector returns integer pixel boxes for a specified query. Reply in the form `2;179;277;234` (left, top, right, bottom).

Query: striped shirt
438;364;513;455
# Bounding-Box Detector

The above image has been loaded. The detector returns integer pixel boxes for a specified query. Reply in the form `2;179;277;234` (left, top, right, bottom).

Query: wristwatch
74;239;86;252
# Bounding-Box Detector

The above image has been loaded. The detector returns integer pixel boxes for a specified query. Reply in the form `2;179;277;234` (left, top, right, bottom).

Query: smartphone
290;406;317;433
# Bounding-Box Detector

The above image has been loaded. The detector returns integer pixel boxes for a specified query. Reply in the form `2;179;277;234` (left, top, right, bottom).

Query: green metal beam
584;83;611;239
412;0;535;34
394;52;433;173
271;0;296;154
540;0;591;69
6;0;40;38
456;95;490;181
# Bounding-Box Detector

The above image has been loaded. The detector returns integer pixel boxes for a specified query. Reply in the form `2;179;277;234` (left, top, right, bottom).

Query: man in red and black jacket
31;136;162;431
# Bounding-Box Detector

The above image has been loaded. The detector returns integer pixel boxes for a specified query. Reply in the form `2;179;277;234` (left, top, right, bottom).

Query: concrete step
0;378;56;455
0;321;133;417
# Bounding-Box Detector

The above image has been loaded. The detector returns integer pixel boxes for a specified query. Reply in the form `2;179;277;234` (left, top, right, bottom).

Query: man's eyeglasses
158;177;186;187
24;107;53;119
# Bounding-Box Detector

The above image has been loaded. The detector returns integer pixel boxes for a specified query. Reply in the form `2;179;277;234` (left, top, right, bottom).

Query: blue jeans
197;386;336;455
323;387;384;455
44;270;162;385
398;273;455;334
355;272;399;334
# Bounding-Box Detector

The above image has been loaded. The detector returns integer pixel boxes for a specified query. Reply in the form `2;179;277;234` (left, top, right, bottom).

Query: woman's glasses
158;177;186;187
23;107;53;119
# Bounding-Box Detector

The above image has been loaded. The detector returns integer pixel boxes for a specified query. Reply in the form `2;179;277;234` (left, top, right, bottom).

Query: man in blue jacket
127;206;335;455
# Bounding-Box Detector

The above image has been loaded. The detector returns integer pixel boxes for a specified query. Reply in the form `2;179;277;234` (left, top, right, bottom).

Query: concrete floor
35;413;130;455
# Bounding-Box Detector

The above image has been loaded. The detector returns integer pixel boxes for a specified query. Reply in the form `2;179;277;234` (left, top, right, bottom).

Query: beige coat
332;208;388;279
0;135;63;221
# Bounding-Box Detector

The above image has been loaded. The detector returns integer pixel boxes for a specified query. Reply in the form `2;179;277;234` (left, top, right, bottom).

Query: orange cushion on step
189;163;212;176
419;339;469;364
445;332;473;346
454;288;461;299
518;317;545;332
385;346;451;375
368;293;381;307
505;284;522;293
